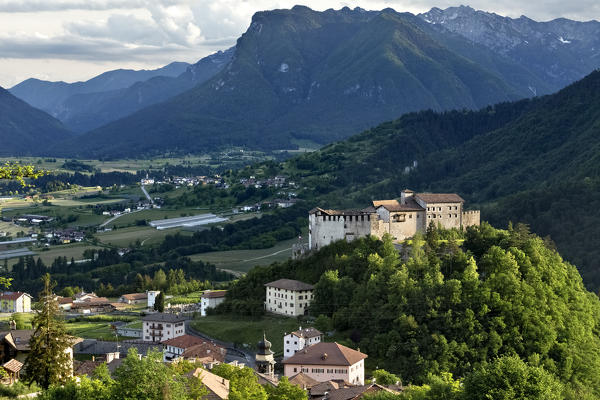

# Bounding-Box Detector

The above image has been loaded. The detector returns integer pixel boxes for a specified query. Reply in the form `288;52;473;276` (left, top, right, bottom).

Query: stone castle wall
462;210;481;227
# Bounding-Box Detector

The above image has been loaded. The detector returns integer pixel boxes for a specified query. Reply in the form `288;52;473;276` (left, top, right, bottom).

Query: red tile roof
282;342;367;366
201;291;227;299
0;292;31;301
120;293;147;301
162;334;206;349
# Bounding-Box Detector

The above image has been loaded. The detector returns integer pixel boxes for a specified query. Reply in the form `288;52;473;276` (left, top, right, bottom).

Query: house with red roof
283;342;367;385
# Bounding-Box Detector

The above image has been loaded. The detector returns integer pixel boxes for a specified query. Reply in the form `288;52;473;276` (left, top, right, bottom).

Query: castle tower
255;332;275;377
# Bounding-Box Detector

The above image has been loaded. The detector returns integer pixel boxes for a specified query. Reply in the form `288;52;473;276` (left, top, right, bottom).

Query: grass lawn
126;321;143;329
65;320;129;341
96;226;188;247
0;312;34;328
189;235;306;274
191;315;304;356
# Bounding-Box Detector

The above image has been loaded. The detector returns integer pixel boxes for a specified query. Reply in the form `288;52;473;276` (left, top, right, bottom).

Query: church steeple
255;332;275;377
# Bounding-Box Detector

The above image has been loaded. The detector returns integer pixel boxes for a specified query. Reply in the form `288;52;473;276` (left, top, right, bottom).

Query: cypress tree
154;291;165;312
25;273;73;389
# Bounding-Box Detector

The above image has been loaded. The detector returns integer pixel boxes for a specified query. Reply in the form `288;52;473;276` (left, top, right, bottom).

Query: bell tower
255;332;275;377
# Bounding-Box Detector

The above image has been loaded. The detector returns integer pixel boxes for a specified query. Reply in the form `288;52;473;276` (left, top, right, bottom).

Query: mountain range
252;69;600;288
0;87;72;156
4;5;600;158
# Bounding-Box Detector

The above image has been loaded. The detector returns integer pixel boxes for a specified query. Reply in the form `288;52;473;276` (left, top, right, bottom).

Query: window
299;296;303;300
286;340;289;344
448;206;451;210
294;368;297;372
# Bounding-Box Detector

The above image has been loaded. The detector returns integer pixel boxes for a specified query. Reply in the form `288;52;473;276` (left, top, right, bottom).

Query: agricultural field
168;291;203;305
189;235;307;274
95;226;189;247
191;315;304;356
33;243;103;265
104;207;209;228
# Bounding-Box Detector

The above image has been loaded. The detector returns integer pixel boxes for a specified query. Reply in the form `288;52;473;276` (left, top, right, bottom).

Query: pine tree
154;291;165;312
25;273;73;389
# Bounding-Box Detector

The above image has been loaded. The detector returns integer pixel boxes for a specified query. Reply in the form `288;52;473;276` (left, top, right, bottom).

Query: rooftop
415;193;465;204
142;313;186;323
282;342;367;366
190;368;229;400
0;292;31;301
201;290;227;299
309;207;375;216
290;327;322;339
162;334;206;349
265;279;314;291
120;293;147;301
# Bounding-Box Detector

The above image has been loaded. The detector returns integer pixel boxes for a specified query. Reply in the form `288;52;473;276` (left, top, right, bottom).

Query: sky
0;0;598;88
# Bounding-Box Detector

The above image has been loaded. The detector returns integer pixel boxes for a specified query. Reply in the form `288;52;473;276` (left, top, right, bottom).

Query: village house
118;292;147;305
309;189;480;250
0;330;82;382
188;368;230;400
283;342;367;385
264;279;314;317
284;327;322;360
0;292;32;313
162;334;226;362
142;313;186;343
200;291;227;317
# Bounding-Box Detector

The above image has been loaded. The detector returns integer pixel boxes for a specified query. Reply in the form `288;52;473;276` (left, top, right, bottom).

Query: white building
200;291;227;316
264;279;314;317
283;327;322;360
142;313;185;343
283;342;367;385
0;292;33;313
147;290;160;309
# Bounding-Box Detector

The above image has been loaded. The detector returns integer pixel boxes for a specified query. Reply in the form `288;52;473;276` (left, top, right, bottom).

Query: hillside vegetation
220;225;600;398
235;69;600;288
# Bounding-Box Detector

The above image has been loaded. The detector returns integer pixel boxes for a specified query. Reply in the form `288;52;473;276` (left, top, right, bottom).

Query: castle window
455;214;458;217
322;216;326;221
448;206;452;210
432;214;436;218
361;215;364;221
438;207;442;211
409;214;412;219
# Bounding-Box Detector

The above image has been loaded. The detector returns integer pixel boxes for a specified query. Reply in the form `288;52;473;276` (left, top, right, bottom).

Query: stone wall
462;210;481;227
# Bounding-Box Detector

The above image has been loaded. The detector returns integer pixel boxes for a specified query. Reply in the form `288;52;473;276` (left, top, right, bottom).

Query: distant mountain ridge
54;5;555;158
0;87;72;156
10;62;189;114
49;49;234;133
418;5;600;90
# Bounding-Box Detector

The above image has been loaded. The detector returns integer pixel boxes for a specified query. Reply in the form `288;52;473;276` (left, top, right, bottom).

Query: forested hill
220;226;600;398
240;69;600;288
0;87;73;156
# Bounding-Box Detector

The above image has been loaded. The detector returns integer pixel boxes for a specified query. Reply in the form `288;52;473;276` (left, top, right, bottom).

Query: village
0;275;402;399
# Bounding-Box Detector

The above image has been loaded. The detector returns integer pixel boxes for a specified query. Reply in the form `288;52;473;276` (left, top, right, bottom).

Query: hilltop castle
309;189;480;250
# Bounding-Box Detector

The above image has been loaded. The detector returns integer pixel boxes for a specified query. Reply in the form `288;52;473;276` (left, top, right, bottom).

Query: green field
189;235;306;274
191;315;304;355
65;320;129;341
96;226;189;247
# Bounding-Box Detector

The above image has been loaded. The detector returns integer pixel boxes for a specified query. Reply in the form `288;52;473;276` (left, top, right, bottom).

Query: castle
309;189;480;250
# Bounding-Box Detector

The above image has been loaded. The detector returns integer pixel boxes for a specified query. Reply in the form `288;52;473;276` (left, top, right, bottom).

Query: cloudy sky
0;0;598;88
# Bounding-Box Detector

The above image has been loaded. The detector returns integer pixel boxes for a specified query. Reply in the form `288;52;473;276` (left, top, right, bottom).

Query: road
140;185;154;205
99;208;144;228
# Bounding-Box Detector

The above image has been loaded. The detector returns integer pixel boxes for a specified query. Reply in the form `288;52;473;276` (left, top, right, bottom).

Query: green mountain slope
56;6;544;158
239;69;600;288
0;87;73;156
